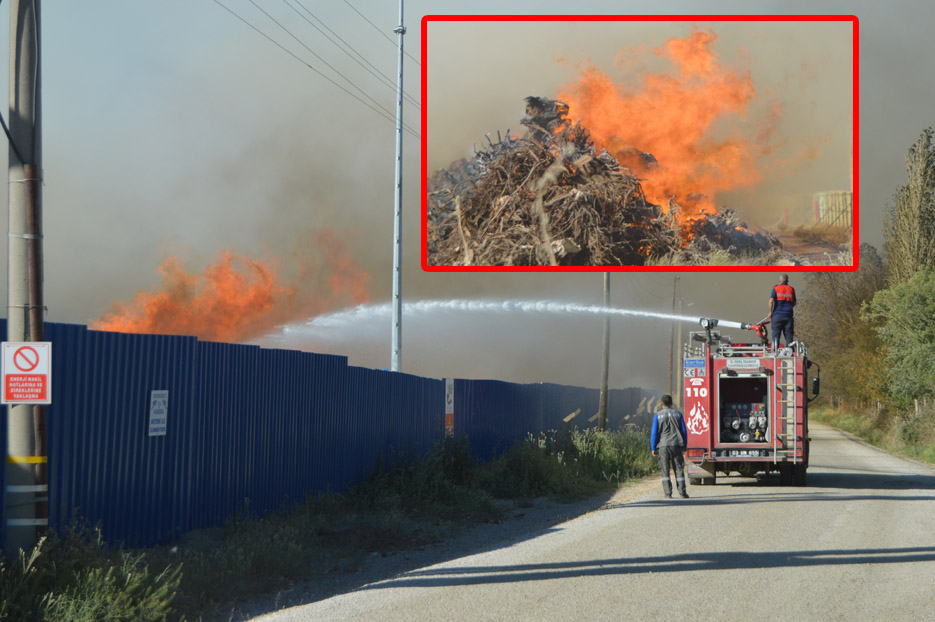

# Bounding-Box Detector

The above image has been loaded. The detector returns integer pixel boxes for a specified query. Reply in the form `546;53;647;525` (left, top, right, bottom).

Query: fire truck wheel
793;464;807;486
779;465;794;486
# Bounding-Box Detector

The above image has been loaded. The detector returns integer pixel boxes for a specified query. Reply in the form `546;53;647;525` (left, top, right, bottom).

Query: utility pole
677;298;688;411
5;0;45;557
390;0;404;372
667;275;679;397
597;272;610;431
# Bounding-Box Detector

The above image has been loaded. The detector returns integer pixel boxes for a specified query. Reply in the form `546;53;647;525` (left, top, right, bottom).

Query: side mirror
811;376;820;397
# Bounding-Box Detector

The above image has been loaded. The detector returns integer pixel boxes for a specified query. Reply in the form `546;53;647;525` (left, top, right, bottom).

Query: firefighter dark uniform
651;407;689;498
769;280;796;349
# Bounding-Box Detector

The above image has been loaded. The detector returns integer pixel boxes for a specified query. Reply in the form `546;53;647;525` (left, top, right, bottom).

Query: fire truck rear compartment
718;374;769;444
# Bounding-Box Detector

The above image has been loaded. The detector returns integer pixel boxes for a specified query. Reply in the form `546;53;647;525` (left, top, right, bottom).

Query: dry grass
648;246;796;267
790;224;852;246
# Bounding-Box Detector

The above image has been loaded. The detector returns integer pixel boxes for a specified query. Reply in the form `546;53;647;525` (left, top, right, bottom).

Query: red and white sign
444;378;454;438
2;342;51;404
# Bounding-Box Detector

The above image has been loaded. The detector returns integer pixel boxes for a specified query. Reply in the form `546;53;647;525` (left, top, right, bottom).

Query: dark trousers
658;445;686;496
771;315;794;348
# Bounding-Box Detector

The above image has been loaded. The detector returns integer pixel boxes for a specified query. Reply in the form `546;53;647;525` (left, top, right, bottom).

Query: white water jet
265;299;746;343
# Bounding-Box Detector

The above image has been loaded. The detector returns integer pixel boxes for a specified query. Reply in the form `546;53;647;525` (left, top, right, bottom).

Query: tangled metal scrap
426;96;783;267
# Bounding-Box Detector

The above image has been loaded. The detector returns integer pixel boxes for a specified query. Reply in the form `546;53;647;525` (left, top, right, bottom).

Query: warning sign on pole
2;342;51;404
444;378;454;438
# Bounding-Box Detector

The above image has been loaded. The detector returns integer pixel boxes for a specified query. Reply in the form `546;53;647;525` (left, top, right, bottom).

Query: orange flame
558;29;767;221
92;231;370;342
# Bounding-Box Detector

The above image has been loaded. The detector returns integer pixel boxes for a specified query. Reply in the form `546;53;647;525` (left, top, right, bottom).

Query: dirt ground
774;234;853;265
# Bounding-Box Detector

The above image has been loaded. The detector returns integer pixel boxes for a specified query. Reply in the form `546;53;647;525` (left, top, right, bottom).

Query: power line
245;0;419;136
213;0;418;139
284;0;420;109
343;0;420;67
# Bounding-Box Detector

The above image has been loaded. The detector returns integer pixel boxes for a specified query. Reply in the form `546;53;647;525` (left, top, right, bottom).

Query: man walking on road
768;273;796;350
651;394;689;498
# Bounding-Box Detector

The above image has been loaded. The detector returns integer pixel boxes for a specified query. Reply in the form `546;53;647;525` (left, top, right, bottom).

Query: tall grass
0;524;180;622
477;426;655;501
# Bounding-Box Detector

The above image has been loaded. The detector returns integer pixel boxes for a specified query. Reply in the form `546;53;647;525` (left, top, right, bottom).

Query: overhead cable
214;0;418;139
246;0;418;136
285;0;420;109
342;0;420;67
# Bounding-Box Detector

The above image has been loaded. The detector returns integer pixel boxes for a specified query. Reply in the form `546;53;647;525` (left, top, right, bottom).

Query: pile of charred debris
427;96;795;267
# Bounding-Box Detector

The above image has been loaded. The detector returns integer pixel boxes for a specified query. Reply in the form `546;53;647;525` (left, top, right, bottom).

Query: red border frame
421;14;859;273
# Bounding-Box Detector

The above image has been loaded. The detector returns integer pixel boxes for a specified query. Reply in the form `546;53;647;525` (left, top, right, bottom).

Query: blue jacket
651;408;688;450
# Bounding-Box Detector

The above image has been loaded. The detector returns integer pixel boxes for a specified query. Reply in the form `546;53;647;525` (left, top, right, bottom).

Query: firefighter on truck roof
768;273;796;350
651;394;689;499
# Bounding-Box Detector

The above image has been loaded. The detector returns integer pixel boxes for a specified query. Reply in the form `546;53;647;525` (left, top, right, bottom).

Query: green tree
863;268;935;411
885;128;935;284
798;244;888;407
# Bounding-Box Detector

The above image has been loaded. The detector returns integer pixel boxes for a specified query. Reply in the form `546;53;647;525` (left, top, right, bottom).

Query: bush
570;427;655;482
474;426;654;501
864;268;935;410
0;528;180;622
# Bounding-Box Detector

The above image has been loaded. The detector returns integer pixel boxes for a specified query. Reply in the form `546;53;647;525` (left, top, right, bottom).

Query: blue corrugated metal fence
1;320;656;548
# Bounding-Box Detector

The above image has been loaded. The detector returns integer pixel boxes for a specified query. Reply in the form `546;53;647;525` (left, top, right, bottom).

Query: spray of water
270;299;746;341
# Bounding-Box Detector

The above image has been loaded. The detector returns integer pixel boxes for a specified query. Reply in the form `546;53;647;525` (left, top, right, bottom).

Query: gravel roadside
206;476;659;622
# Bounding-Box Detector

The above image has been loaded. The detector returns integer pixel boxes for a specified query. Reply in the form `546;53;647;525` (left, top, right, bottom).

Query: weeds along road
255;423;935;621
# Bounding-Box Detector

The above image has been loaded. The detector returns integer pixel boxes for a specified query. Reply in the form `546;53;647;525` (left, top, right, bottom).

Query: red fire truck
682;318;820;486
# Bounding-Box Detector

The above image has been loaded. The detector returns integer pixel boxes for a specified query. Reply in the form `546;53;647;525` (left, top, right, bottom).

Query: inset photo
422;15;857;271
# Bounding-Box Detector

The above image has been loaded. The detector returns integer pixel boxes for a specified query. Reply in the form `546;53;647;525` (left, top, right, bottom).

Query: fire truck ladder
773;356;798;464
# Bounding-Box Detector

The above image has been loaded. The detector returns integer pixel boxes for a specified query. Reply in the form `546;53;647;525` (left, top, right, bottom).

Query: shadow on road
224;490;619;620
705;467;935;491
602;490;935;510
362;546;935;590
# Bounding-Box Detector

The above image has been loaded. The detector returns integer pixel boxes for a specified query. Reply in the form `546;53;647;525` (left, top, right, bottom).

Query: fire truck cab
682;319;819;486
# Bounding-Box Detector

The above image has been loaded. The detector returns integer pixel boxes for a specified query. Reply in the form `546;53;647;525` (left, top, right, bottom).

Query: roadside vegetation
800;127;935;466
0;426;654;621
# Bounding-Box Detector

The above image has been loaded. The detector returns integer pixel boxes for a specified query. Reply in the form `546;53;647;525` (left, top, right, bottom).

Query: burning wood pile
427;96;787;266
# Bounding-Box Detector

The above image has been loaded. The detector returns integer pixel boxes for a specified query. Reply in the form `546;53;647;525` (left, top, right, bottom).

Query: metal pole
677;299;684;411
6;0;44;557
667;276;678;396
390;0;404;372
597;272;610;431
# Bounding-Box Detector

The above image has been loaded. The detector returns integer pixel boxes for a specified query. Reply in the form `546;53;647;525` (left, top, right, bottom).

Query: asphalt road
255;423;935;621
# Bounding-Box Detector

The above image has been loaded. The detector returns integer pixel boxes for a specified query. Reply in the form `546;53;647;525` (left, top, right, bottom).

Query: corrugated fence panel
457;379;541;462
191;341;255;529
539;383;599;430
45;324;197;547
344;367;392;482
191;342;349;529
388;372;444;459
343;368;443;481
2;318;656;550
291;348;348;502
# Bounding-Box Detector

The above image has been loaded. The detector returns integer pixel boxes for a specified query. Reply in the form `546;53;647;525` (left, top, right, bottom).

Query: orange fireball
558;29;765;222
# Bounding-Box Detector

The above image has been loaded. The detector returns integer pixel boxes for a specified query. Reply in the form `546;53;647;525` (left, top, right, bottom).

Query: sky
0;0;932;395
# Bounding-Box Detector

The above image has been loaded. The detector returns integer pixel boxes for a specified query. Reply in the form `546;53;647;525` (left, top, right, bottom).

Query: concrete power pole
5;0;45;557
597;272;610;431
390;0;404;372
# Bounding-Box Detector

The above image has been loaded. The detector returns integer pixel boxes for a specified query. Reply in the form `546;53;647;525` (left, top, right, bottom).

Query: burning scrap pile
427;97;783;266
